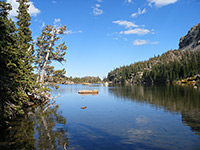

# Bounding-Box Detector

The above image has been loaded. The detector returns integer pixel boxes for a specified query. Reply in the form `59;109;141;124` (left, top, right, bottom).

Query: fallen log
78;90;98;95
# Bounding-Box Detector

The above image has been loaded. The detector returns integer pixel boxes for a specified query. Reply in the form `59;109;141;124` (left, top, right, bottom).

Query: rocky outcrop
179;23;200;51
174;74;200;86
62;80;74;85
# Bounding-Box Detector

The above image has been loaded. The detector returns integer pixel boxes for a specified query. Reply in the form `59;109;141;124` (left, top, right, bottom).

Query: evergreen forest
0;0;67;126
106;50;200;84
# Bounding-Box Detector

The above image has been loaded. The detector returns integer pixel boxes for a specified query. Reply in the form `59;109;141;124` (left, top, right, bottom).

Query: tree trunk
41;116;55;150
39;31;55;84
40;50;50;84
36;53;42;83
36;64;41;83
36;35;45;83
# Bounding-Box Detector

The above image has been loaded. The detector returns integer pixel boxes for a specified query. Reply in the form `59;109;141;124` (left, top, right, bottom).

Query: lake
0;84;200;150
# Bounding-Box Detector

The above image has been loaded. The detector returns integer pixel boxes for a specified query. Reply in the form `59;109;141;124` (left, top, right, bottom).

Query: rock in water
81;106;87;109
104;82;109;86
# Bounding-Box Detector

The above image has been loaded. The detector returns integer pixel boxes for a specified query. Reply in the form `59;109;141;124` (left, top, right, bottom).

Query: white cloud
65;30;82;35
131;13;137;18
7;0;40;17
28;1;40;16
120;28;150;35
131;8;147;18
92;4;103;15
133;39;147;45
54;18;61;24
93;7;103;15
112;20;138;28
133;39;159;45
95;4;101;8
138;8;147;15
52;1;56;3
112;20;152;36
7;0;18;17
147;0;178;7
125;0;132;3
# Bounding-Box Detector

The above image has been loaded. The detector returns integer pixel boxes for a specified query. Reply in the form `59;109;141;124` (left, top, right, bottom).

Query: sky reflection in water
52;84;200;150
1;84;200;150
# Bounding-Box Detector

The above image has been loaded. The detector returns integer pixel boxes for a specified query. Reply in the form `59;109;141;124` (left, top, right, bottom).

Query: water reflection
1;85;200;150
0;113;36;150
68;123;165;150
108;85;200;136
0;104;68;150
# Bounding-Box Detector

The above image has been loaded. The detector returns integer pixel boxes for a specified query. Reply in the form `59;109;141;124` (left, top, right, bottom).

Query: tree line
66;76;102;84
106;49;200;84
0;0;67;126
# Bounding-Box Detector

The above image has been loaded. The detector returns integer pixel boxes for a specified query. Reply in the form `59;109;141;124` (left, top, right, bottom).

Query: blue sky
7;0;200;79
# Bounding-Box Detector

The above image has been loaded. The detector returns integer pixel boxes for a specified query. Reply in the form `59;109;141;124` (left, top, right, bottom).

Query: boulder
81;106;87;109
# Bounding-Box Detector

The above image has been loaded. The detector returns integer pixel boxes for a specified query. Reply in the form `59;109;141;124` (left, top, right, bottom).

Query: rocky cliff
179;23;200;51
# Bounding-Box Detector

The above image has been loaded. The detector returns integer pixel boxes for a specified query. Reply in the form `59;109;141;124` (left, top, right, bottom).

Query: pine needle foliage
0;0;26;123
35;25;67;91
16;0;34;95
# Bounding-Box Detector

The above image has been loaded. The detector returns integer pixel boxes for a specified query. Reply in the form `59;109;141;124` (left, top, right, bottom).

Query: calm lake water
1;84;200;150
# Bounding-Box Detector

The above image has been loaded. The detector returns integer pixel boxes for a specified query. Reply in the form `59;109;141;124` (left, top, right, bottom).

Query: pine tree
16;0;34;97
0;0;27;123
16;0;32;45
35;25;67;91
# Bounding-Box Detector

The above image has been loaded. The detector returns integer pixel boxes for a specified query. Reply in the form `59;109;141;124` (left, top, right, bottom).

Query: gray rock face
179;23;200;51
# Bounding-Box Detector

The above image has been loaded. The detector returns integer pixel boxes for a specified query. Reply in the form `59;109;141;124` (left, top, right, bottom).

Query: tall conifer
0;0;27;123
16;0;34;96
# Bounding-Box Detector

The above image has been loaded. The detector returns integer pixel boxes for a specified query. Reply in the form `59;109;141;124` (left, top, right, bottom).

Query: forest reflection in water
108;85;200;136
0;104;68;150
0;84;200;150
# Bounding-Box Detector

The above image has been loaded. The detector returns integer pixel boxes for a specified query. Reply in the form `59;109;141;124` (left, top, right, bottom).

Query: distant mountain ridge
106;23;200;84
